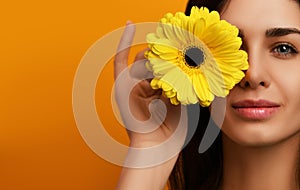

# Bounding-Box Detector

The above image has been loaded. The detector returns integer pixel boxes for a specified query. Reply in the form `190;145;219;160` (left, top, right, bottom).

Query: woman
114;0;300;189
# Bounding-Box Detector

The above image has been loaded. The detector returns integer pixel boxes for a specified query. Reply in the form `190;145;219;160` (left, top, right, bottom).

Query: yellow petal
152;44;178;60
162;23;177;40
214;39;242;52
206;10;220;25
160;67;198;104
146;6;249;105
192;73;214;105
194;18;206;38
170;97;180;105
151;59;177;77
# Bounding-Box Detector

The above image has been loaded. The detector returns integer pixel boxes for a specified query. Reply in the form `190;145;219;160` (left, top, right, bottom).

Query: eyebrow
265;27;300;37
237;27;300;38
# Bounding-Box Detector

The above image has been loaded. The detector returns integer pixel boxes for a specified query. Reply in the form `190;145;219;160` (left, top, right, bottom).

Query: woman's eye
272;43;298;58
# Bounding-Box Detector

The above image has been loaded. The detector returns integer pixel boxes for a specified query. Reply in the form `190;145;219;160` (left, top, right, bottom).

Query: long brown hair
168;0;300;189
169;1;228;188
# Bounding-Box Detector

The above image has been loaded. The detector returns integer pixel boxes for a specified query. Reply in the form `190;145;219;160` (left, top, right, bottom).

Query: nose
239;49;270;89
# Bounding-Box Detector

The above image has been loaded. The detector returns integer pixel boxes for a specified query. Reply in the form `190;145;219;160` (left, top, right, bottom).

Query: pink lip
232;99;280;120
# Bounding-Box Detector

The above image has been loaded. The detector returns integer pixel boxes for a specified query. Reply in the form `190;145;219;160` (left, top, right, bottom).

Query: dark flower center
184;47;205;67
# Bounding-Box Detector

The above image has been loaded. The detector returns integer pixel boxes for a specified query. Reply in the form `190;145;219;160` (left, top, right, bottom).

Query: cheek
276;63;300;122
280;85;300;134
221;111;300;147
220;81;300;146
259;61;300;132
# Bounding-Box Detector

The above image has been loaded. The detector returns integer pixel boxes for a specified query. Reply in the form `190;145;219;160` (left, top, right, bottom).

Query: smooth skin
114;0;300;189
114;21;183;190
221;0;300;189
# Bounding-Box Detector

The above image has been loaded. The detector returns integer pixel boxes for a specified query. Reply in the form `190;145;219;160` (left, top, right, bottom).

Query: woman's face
220;0;300;146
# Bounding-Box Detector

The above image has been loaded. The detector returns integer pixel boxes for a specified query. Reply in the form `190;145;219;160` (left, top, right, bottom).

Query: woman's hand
114;21;187;190
114;21;184;148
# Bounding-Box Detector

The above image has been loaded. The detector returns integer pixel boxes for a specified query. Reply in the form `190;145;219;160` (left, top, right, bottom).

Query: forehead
220;0;300;31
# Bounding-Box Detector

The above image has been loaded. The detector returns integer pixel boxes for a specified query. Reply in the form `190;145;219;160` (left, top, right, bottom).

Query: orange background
0;0;188;189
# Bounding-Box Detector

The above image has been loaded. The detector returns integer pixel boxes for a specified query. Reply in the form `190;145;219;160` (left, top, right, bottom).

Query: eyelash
271;43;298;58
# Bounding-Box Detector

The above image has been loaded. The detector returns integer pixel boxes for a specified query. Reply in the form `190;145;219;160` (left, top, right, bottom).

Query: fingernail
126;20;132;25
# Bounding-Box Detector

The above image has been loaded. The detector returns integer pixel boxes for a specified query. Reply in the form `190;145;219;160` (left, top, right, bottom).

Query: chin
220;121;299;147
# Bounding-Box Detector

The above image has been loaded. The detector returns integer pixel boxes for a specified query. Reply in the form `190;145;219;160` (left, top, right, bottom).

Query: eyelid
271;42;298;53
270;42;299;59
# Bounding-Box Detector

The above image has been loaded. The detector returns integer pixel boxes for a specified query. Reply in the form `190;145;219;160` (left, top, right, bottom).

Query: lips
232;99;280;120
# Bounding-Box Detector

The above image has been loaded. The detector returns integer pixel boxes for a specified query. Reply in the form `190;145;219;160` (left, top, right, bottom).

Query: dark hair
168;0;300;189
169;1;228;189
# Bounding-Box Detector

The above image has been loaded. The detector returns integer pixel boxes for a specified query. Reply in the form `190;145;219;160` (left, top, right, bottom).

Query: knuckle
134;51;146;61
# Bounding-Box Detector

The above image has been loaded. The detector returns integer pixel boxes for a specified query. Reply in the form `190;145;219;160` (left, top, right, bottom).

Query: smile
232;99;281;120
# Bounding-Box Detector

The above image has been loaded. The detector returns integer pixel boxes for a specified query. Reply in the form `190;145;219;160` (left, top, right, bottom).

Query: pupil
280;45;289;53
184;47;204;67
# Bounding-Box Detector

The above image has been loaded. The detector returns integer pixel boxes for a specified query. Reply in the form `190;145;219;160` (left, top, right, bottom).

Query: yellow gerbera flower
145;6;249;107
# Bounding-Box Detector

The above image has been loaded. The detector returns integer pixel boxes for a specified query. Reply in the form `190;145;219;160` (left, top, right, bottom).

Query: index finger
114;21;136;79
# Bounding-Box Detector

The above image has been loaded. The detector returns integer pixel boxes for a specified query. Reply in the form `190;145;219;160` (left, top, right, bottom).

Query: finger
134;48;148;62
129;49;154;80
114;21;136;79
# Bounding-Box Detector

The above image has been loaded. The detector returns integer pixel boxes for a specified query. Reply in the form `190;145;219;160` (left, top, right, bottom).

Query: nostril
244;81;250;87
260;81;265;86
